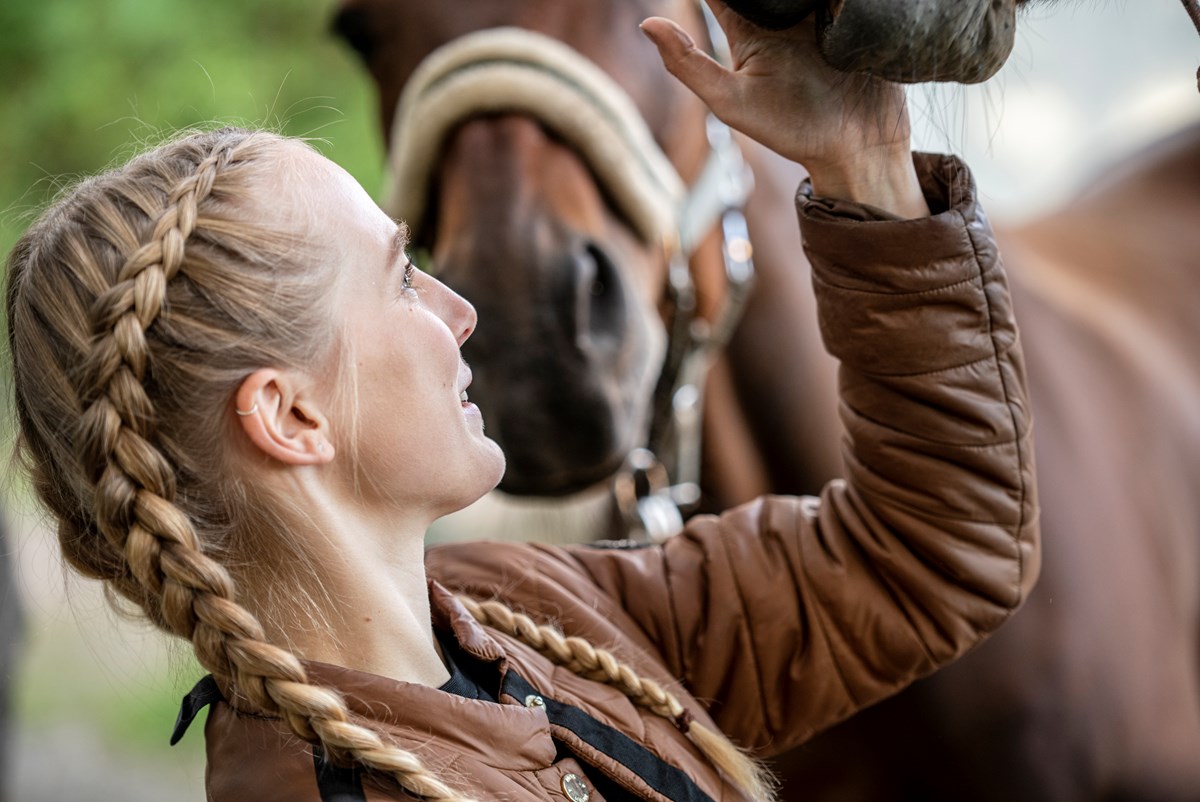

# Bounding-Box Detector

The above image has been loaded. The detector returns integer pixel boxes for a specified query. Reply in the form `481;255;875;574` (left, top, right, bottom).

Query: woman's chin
482;439;507;488
443;443;507;516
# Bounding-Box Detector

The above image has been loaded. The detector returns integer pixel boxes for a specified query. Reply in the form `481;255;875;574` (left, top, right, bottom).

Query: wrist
808;147;931;219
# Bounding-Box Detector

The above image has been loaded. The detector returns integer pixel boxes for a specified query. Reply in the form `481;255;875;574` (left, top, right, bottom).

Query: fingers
640;17;733;114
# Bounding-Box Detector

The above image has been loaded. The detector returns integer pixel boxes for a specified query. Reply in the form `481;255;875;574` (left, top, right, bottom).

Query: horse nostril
586;244;609;297
575;241;625;350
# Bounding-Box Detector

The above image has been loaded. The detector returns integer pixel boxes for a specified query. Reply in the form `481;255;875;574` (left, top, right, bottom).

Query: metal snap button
561;772;590;802
524;694;546;709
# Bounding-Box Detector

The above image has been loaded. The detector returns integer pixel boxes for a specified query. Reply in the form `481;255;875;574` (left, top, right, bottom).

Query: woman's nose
430;276;477;345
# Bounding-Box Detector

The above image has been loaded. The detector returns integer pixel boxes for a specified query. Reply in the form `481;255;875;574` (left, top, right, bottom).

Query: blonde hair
5;127;772;801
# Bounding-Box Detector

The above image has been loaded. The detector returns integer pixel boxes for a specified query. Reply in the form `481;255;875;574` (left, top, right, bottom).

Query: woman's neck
250;482;451;688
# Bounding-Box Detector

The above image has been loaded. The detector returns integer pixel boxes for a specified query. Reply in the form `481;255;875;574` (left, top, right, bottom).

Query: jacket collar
295;581;554;771
428;579;508;666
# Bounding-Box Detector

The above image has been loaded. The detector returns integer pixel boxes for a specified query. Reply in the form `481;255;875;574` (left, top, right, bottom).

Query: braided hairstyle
7;127;773;801
7;128;477;801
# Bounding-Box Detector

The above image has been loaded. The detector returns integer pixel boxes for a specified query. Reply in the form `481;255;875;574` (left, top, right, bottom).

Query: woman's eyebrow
387;223;410;269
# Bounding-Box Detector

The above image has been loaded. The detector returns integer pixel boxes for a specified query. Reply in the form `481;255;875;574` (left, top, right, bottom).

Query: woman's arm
430;159;1038;754
577;7;1038;752
565;149;1038;754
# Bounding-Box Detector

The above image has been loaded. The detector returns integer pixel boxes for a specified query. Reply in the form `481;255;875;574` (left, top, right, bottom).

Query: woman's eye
396;260;417;298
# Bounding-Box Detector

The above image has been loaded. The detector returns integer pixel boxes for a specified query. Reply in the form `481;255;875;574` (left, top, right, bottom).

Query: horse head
333;0;717;498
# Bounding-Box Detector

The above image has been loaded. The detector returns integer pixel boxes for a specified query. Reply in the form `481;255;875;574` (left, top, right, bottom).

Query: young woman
5;6;1037;802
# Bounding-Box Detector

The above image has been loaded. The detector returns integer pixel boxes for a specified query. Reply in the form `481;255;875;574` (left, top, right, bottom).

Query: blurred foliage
0;0;385;262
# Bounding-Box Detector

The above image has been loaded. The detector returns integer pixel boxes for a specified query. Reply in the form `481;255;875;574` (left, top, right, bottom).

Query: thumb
640;17;733;114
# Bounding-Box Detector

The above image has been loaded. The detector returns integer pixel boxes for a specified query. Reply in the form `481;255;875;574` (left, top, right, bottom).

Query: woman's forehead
269;146;392;238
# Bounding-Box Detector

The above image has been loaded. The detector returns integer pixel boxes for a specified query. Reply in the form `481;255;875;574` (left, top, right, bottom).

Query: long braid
9;130;477;802
459;596;778;802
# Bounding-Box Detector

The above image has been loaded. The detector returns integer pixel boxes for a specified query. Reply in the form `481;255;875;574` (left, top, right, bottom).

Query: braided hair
6;127;772;801
8;128;476;801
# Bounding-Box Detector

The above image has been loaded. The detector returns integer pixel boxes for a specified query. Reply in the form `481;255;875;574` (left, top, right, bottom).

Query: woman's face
296;147;506;519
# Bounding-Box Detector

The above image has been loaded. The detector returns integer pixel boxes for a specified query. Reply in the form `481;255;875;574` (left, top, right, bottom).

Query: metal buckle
613;449;700;542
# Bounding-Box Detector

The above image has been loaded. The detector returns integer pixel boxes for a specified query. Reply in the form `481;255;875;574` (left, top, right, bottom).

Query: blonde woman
5;6;1037;802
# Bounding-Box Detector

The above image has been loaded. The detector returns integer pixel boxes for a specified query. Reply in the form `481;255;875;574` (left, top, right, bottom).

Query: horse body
998;130;1200;796
334;0;1200;797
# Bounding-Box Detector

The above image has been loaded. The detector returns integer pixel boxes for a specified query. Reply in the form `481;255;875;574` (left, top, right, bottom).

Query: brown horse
332;0;1200;798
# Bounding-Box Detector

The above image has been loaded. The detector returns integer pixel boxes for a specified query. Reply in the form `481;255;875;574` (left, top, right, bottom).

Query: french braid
7;128;478;802
459;597;778;802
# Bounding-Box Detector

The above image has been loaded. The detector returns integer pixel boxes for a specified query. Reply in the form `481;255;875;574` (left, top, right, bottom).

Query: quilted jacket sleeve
562;153;1039;754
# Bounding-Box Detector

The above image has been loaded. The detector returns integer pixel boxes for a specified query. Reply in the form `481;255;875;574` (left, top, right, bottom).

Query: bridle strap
645;118;755;506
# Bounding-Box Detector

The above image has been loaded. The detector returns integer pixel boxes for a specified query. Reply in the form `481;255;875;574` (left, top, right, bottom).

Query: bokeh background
0;1;1197;799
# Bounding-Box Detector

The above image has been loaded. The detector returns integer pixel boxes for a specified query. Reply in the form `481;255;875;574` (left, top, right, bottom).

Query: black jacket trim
312;745;367;802
170;675;222;746
175;670;714;801
503;670;716;802
172;676;366;801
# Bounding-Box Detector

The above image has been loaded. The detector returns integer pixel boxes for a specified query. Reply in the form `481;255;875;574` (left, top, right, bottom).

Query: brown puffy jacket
179;154;1039;801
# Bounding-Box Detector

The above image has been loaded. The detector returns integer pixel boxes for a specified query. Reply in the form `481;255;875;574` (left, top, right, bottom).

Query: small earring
317;442;327;454
235;402;258;417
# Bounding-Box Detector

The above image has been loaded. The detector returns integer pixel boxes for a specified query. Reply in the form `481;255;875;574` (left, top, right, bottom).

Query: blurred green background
0;1;381;798
0;0;383;259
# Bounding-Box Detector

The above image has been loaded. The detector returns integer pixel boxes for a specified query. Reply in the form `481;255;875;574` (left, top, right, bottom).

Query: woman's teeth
460;390;469;403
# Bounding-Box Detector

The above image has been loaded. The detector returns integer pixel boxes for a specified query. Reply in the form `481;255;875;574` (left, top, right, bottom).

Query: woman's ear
233;368;335;465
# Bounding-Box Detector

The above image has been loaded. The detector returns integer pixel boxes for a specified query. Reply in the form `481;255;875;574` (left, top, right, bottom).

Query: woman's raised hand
641;2;930;218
